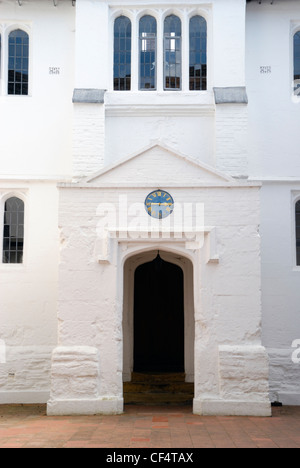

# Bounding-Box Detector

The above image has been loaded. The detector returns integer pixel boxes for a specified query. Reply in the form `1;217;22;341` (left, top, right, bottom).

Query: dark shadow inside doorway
133;253;184;373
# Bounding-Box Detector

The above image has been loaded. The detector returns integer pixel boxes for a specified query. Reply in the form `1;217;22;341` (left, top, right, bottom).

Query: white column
182;10;189;92
131;11;139;92
213;0;246;88
157;12;164;93
72;0;108;177
74;0;109;90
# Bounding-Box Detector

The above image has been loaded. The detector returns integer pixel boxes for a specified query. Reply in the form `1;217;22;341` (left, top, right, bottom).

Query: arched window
114;16;132;91
8;29;29;95
2;197;24;264
294;32;300;95
139;15;157;90
164;15;182;90
296;200;300;265
189;16;207;91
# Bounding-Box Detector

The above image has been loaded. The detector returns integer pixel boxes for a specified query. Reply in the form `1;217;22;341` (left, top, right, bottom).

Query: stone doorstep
123;373;194;406
124;392;194;406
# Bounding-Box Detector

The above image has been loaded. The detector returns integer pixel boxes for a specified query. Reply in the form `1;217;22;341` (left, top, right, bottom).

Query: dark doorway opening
133;253;184;372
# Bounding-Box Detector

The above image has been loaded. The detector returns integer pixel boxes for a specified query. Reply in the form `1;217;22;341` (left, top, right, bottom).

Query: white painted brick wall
0;182;59;403
49;346;100;399
215;105;248;177
0;347;52;392
50;181;269;415
219;346;270;401
2;0;300;409
73;104;105;176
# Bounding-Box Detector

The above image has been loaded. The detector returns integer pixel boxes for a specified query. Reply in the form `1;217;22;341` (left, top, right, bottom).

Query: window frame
7;28;30;96
291;191;300;270
113;15;132;92
293;30;300;97
163;14;182;91
0;23;31;97
0;192;27;267
296;199;300;267
109;8;210;93
294;195;300;268
139;15;157;91
189;15;207;91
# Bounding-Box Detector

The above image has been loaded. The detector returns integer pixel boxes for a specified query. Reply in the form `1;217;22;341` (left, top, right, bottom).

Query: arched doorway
133;253;184;372
123;249;194;383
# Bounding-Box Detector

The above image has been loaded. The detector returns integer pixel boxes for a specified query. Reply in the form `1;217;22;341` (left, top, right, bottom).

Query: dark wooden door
134;255;184;372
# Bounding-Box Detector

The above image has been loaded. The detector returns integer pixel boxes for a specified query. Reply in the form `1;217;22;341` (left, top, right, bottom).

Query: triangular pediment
83;143;236;187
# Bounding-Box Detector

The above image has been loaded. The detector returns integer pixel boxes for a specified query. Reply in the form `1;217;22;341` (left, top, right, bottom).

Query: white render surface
46;148;270;415
0;0;299;414
47;346;123;415
0;182;59;403
246;1;300;407
0;1;74;179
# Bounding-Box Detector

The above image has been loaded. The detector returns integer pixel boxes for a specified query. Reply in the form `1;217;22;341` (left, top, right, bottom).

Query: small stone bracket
213;87;248;105
205;227;220;264
72;89;106;104
94;235;112;264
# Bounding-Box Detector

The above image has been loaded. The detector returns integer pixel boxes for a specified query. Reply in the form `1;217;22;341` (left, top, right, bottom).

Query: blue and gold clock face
145;190;174;219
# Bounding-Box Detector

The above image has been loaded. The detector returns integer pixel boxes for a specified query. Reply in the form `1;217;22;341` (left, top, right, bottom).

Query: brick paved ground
0;404;300;448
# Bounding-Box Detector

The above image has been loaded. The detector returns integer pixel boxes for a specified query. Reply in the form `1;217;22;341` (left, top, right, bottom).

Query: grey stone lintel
213;87;248;104
72;88;106;104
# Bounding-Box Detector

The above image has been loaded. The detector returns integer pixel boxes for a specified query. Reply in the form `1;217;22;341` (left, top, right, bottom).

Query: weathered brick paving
0;405;300;448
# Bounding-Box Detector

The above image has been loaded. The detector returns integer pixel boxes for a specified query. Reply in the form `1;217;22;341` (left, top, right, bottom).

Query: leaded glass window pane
114;16;131;91
164;15;182;90
139;15;157;90
296;201;300;265
2;197;24;264
8;29;29;96
294;32;300;95
189;16;207;91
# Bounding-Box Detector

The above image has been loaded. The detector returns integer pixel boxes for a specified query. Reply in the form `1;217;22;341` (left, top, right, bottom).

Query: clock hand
150;203;173;206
